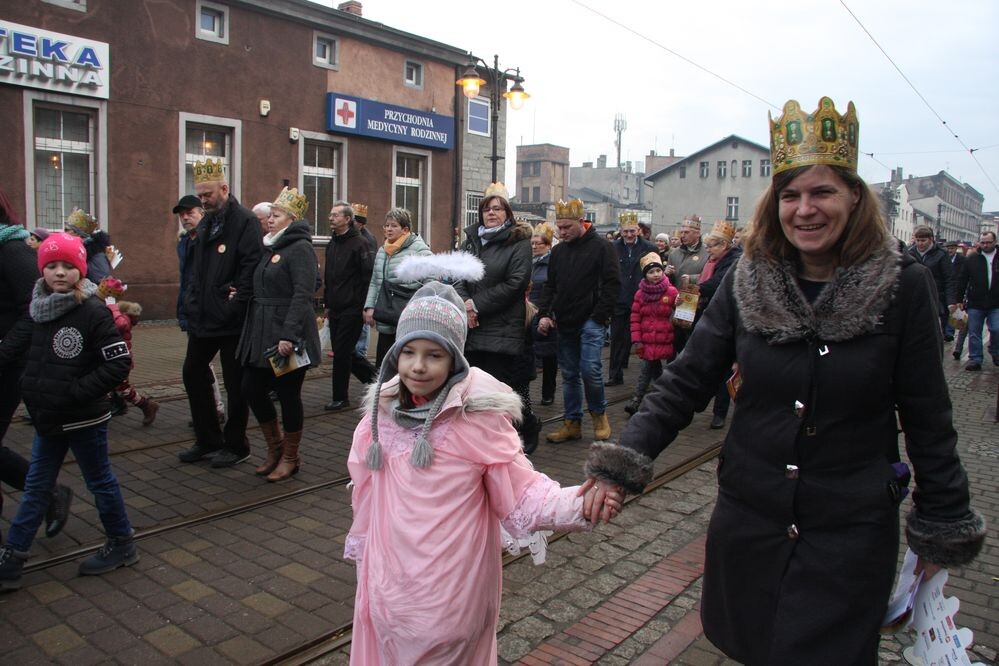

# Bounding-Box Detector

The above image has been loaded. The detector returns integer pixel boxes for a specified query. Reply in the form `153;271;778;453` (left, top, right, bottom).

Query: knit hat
655;232;670;242
639;251;664;276
37;232;87;277
365;252;484;471
30;228;50;242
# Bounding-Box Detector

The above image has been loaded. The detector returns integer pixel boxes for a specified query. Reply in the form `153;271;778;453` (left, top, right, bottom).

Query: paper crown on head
352;203;368;218
706;220;736;244
618;211;639;227
271;187;309;220
639;251;664;275
483;181;510;201
192;159;226;184
680;215;701;231
66;208;98;235
555;198;585;220
769;96;859;176
97;276;127;300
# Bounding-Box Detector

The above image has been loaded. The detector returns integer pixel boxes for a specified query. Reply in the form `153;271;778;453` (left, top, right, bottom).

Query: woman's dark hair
385;207;412;230
478;195;514;226
743;165;887;268
0;189;22;227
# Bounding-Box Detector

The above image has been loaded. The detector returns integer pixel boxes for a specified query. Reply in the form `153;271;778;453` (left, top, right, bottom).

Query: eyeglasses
483;206;505;213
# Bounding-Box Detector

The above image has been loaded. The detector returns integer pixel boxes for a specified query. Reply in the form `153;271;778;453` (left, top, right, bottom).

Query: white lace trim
344;533;366;561
499;475;590;566
374;416;452;457
500;524;551;565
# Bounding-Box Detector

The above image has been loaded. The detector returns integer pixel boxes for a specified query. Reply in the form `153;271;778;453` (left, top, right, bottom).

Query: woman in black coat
582;98;985;665
238;188;320;482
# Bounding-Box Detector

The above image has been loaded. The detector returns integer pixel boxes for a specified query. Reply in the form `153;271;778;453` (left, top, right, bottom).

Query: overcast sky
313;0;999;211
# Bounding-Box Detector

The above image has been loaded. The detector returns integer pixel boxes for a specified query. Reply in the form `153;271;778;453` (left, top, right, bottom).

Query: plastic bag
318;317;331;351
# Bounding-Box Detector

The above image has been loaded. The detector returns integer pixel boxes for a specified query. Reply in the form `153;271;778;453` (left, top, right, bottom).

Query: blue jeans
966;307;999;364
558;319;608;421
6;424;131;552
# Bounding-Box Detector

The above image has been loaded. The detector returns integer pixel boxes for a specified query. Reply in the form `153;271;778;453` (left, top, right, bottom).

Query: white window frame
178;112;241;200
196;0;229;45
760;159;772;178
726;196;739;221
699;161;709;178
717;161;727;179
23;90;107;232
42;0;86;11
391;146;432;244
465;191;483;229
313;31;339;70
467;98;490;137
742;160;752;178
404;60;424;89
298;130;348;243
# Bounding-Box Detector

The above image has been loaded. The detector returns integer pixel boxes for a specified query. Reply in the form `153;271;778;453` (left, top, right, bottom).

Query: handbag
373;260;417;325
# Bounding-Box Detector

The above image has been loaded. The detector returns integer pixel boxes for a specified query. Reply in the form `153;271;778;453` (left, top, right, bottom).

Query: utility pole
937;202;943;240
614;113;627;168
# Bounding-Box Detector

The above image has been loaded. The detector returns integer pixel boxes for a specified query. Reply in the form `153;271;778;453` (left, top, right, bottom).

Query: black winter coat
0;233;39;352
696;246;742;312
324;225;374;315
184;195;263;337
237;220;321;370
83;230;113;283
614;237;657;315
0;288;131;435
586;243;983;665
458;220;533;356
529;253;556;358
536;227;620;330
907;243;953;310
953;251;999;310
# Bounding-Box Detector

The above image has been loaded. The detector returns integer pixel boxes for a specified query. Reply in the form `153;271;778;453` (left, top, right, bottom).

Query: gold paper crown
618;212;639;227
706;220;736;244
769;96;858;175
483;181;510;200
272;187;309;220
533;221;554;244
352;203;368;218
66;208;98;235
193;159;226;184
555;198;585;220
639;252;663;274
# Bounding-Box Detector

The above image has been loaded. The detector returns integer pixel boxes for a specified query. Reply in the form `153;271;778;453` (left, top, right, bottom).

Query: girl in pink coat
345;258;622;665
626;253;679;415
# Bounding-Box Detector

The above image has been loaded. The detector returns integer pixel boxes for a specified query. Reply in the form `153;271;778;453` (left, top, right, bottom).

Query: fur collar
733;238;902;344
363;368;523;423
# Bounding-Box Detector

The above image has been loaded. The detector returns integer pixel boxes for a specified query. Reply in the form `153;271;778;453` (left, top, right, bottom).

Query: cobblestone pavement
1;323;996;665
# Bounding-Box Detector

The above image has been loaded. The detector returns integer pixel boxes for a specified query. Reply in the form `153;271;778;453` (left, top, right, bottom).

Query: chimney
669;148;675;157
597;154;607;169
648;149;657;157
338;1;363;16
582;161;593;168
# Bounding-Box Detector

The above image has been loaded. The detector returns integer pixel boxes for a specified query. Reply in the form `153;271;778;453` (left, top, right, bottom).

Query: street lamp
457;54;530;184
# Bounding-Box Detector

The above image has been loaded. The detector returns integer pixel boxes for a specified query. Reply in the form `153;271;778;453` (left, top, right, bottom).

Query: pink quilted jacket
630;278;679;361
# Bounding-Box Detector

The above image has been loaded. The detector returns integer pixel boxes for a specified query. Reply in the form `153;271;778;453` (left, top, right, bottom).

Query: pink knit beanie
37;232;88;277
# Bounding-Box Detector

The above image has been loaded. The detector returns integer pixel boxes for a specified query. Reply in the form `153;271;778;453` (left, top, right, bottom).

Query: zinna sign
0;21;109;99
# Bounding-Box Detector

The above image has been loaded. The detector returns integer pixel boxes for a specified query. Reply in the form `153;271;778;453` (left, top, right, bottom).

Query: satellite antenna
614;113;627;168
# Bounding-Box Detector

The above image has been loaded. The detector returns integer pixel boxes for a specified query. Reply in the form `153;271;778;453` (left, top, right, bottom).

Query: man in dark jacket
608;214;656;385
179;161;262;466
951;230;998;371
908;225;953;333
351;203;377;361
942;240;965;342
537;199;620;443
323;202;375;411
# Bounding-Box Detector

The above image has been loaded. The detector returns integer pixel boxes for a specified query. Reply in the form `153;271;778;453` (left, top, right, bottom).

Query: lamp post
457;54;529;184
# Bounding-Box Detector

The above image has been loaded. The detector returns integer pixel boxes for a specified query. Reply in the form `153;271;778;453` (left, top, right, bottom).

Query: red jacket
630;277;679;361
107;302;139;369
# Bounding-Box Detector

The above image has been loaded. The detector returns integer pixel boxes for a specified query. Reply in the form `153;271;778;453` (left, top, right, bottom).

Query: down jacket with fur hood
629;277;678;361
586;239;985;665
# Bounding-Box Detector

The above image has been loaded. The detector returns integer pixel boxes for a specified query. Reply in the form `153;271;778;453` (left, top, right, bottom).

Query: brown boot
591;412;612;440
267;431;301;482
139;398;159;426
255;420;284;476
546;420;582;443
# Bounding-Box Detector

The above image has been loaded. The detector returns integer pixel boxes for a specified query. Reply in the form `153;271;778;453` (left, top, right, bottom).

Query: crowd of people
0;94;991;665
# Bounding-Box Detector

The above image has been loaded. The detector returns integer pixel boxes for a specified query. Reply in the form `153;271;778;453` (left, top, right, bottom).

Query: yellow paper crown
272;187;309;220
639;251;663;274
66;208;98;235
483;181;510;201
555;198;585;220
707;220;736;244
193;159;226;184
769;97;858;175
618;212;639;227
533;221;554;244
352;203;368;218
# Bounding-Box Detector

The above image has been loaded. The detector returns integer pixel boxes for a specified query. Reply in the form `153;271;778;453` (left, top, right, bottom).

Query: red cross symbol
336;100;356;127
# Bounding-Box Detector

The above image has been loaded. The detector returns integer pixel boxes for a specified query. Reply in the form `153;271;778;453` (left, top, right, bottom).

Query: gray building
869;168;984;243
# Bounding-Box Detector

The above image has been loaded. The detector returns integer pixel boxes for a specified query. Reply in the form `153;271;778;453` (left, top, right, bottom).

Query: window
760;159;771;177
183;124;231;195
468;99;490;137
313;33;338;70
404;60;423;88
42;0;86;11
699;161;709;178
394;151;427;237
717;161;727;178
678;166;686;179
521;187;530;202
196;1;228;45
465;192;482;228
33;105;95;230
584;211;596;223
742;160;752;177
532;186;540;203
726;197;739;221
302;140;342;237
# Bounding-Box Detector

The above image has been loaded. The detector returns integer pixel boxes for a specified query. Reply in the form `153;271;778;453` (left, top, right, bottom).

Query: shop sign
0;20;109;99
326;92;453;150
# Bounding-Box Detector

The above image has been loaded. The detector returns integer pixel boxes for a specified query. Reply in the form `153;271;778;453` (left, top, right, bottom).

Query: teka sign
0;20;110;99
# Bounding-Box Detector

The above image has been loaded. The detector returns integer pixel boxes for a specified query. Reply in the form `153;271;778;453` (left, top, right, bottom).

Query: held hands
464;299;479;329
538;316;555;335
578;477;624;525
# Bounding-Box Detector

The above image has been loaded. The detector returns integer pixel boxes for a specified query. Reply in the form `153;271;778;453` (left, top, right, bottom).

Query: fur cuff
905;509;986;567
584;442;654;495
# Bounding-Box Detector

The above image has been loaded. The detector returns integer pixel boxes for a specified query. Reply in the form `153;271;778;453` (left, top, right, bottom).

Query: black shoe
710;415;726;429
540;396;555;406
44;485;73;538
965;362;982;371
210;449;251;468
0;546;28;590
178;443;221;463
324;400;351;412
605;377;624;387
943;335;954;342
521;414;541;456
992;355;998;367
952;350;962;360
78;533;138;576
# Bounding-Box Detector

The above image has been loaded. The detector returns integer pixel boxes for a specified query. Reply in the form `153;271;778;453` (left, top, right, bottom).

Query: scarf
639;276;670;300
477;219;512;246
699;252;724;285
384;231;411;257
0;224;29;245
263;224;290;247
533;251;550;267
29;278;98;323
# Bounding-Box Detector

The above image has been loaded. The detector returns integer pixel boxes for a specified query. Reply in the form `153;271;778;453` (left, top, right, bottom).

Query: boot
45;484;74;538
624;397;642;415
546;420;582;443
0;546;28;591
255;420;284;476
78;532;139;576
521;413;541;455
591;412;612;440
139;398;159;427
267;431;301;482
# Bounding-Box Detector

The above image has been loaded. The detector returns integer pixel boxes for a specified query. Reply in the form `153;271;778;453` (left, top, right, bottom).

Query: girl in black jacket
0;233;136;591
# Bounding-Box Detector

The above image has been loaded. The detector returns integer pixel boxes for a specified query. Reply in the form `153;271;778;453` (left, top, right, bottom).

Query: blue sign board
326;92;454;150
